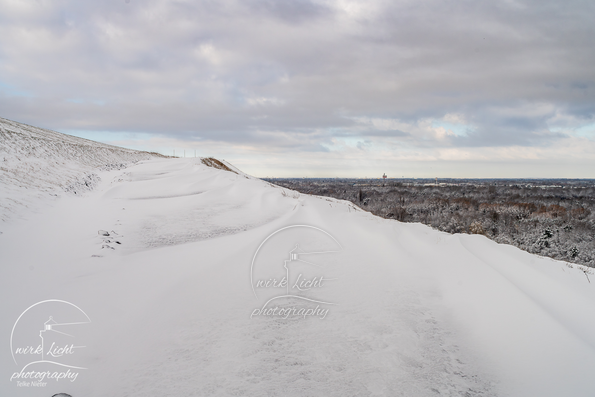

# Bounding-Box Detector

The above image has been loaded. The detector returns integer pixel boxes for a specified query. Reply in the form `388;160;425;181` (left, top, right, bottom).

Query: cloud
243;0;333;24
0;0;594;175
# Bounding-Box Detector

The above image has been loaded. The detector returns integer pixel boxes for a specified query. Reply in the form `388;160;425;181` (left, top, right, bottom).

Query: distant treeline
265;178;595;268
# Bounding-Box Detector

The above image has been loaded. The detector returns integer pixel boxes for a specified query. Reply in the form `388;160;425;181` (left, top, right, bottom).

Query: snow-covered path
2;158;595;396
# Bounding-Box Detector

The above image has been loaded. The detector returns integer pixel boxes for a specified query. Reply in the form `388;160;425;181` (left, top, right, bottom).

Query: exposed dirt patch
201;157;237;174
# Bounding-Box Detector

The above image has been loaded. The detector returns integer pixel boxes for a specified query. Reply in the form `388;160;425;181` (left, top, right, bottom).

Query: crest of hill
0;116;166;160
0;116;166;222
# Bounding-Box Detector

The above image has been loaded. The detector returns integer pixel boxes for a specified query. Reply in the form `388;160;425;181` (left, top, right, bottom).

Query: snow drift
1;120;595;397
0;117;164;222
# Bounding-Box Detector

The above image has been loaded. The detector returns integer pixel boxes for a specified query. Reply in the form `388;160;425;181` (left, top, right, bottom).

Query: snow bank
1;125;595;396
0;117;164;222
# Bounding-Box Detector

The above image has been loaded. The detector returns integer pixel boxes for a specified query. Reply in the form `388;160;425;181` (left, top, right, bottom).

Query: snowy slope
0;116;165;222
1;132;595;396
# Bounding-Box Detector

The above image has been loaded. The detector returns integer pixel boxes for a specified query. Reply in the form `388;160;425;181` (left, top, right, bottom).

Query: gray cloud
0;0;594;154
361;130;410;138
243;0;333;24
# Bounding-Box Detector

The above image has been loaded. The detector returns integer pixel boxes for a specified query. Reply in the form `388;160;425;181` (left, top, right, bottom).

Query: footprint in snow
96;229;123;254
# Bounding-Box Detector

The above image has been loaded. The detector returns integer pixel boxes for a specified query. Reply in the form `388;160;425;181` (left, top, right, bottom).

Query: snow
0;116;164;222
2;121;595;396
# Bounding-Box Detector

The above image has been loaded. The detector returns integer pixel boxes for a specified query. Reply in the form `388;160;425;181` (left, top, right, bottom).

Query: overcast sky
1;0;594;177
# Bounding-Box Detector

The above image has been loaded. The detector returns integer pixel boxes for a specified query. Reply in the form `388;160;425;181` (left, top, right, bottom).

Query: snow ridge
0;116;165;222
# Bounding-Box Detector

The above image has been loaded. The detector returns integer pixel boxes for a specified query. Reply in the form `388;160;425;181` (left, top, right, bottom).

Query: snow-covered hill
1;121;595;397
0;117;165;222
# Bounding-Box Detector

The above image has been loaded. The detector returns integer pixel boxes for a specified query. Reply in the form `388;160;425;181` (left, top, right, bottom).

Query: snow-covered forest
265;178;595;268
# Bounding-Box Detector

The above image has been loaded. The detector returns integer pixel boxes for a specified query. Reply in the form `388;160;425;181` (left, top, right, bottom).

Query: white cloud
0;0;594;176
246;96;285;107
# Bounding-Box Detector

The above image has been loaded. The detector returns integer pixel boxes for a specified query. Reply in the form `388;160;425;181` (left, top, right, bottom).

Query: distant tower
435;177;438;185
